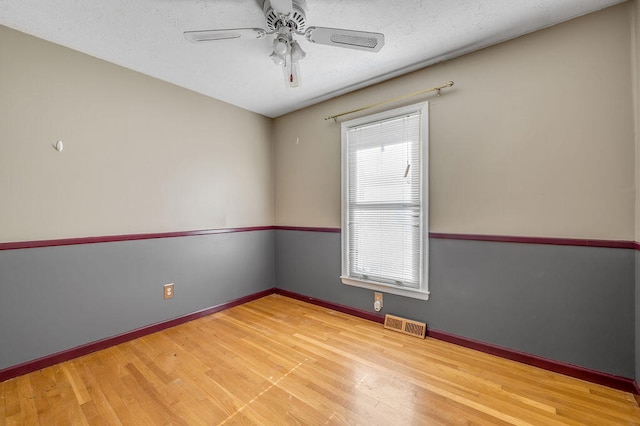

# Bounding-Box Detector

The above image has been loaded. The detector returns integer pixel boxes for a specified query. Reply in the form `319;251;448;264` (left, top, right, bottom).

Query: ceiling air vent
384;314;426;339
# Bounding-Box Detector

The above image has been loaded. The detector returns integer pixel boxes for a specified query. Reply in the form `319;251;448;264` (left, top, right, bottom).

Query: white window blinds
341;103;428;298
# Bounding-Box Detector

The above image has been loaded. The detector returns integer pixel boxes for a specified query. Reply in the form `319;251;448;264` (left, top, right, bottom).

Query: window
340;102;429;300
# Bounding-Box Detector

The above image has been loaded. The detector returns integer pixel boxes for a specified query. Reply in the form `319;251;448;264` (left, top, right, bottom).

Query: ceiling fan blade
304;27;384;52
184;28;266;43
270;0;293;15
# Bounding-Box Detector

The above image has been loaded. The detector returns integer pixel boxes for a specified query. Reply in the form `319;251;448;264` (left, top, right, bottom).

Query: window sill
341;276;430;300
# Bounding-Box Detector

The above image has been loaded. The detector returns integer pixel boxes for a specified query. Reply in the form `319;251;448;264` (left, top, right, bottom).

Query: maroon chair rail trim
2;227;636;251
274;226;342;233
0;227;275;251
429;232;635;249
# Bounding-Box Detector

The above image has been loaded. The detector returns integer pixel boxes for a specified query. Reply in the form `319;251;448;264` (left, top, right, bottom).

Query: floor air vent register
383;314;427;339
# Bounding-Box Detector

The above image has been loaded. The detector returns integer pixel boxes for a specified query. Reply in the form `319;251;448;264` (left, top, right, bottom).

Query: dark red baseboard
0;288;275;383
275;289;640;396
2;287;638;397
274;288;385;324
427;329;638;395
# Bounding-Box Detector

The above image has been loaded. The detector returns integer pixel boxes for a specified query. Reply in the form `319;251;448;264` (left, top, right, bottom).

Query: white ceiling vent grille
384;314;426;339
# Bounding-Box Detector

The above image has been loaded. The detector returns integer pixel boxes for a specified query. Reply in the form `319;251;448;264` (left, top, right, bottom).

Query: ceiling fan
184;0;385;88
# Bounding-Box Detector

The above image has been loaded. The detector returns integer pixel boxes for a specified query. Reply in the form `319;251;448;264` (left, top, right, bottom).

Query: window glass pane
344;110;422;290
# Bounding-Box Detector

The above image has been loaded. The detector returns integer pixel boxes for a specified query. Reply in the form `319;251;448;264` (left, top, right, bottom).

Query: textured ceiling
0;0;625;117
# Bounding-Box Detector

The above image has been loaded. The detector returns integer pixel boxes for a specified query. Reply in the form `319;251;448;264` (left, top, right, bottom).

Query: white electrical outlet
374;292;383;311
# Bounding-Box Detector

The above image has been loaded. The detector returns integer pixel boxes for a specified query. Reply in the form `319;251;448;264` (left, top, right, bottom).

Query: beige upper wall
2;2;636;243
274;3;635;240
0;25;273;242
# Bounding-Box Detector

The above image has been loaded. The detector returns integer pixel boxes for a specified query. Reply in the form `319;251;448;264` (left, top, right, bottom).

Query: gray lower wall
636;252;640;382
1;228;636;381
0;230;275;370
275;230;635;378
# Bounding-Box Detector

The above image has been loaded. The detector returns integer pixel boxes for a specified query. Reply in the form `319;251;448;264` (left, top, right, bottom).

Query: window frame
340;102;430;300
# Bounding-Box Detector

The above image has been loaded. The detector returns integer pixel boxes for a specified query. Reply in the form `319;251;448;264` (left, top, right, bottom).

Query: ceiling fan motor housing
265;0;307;32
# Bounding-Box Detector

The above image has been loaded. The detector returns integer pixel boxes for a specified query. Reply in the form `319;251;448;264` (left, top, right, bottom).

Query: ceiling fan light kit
184;0;385;88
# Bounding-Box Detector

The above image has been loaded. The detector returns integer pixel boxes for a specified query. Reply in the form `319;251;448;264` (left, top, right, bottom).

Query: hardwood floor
1;294;639;425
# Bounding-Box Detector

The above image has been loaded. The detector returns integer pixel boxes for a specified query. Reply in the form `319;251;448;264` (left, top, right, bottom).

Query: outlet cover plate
374;292;383;307
164;283;174;300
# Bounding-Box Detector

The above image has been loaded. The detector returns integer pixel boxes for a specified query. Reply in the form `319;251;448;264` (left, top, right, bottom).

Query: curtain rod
324;81;454;121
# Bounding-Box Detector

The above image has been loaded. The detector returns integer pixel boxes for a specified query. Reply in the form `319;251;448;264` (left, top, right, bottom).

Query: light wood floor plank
1;294;639;425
